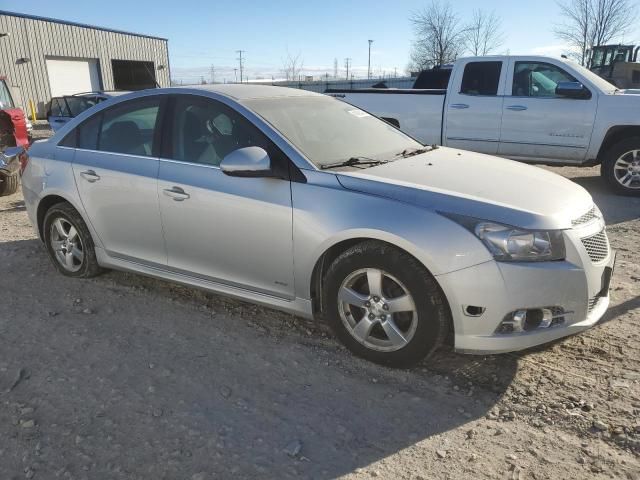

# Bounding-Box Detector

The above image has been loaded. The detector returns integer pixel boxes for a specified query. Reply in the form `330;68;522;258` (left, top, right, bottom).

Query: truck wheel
601;136;640;196
321;240;450;368
0;172;19;196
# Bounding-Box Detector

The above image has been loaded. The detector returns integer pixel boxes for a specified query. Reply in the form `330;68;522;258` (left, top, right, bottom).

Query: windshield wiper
320;156;390;170
396;145;438;158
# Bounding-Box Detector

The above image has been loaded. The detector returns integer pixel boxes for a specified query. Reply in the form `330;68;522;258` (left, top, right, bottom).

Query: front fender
292;171;492;300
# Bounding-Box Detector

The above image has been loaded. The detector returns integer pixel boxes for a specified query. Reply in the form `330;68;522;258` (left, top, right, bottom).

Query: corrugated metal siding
0;13;170;117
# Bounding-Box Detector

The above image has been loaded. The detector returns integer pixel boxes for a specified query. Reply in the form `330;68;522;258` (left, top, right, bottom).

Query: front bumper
436;218;615;354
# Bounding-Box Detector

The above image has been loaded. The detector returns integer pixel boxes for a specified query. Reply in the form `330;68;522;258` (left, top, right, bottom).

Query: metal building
0;10;170;118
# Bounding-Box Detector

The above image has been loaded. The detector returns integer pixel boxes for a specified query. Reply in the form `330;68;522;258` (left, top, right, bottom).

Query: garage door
46;58;101;96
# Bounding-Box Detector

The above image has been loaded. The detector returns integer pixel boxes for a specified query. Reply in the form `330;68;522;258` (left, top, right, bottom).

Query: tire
0;172;19;197
600;136;640;196
43;202;103;278
321;240;450;368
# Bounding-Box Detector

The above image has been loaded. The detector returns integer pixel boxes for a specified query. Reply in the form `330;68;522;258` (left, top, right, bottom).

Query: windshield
0;80;15;109
244;96;422;168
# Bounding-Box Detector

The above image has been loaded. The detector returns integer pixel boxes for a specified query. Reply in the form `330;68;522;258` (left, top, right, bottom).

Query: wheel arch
597;125;640;161
308;236;449;319
36;193;85;242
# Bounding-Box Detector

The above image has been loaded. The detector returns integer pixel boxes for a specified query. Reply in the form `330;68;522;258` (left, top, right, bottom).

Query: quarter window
512;62;579;97
460;61;502;96
169;95;269;166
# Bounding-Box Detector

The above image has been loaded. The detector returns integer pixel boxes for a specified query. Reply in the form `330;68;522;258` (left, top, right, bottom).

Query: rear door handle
506;105;528;111
450;103;469;109
163;186;190;201
80;170;100;183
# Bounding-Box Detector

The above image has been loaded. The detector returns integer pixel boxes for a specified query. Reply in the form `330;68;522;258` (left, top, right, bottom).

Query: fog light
496;307;565;334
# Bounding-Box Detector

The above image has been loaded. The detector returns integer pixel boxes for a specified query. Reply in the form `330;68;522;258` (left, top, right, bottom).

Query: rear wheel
601;136;640;196
43;202;103;278
321;241;450;368
0;172;19;196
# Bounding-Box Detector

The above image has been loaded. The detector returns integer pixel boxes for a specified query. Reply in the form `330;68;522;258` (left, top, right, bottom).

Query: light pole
367;39;374;79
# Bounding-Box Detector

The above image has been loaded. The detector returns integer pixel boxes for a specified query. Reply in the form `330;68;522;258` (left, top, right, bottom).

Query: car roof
176;84;322;101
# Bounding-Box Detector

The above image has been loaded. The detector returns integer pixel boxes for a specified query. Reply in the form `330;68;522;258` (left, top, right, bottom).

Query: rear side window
98;98;160;156
460;61;502;96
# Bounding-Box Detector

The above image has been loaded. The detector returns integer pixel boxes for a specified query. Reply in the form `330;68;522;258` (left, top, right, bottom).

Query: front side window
512;62;578;97
98;97;161;156
0;80;15;109
169;95;269;166
460;61;502;96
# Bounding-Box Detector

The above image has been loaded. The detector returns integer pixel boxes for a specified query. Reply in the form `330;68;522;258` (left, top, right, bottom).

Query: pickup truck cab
327;56;640;195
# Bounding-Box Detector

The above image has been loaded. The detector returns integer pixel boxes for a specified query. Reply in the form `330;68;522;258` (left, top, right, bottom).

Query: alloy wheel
50;217;84;272
613;150;640;189
337;268;418;352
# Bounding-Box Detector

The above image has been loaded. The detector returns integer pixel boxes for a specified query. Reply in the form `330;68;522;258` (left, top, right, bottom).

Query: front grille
580;230;610;263
572;206;600;226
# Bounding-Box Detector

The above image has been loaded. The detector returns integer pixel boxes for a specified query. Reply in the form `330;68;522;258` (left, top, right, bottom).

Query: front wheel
321;241;450;368
601;136;640;196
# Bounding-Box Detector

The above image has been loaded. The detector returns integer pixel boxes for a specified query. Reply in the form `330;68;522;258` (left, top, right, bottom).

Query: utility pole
233;68;238;82
394;67;397;78
333;58;338;78
344;58;351;80
210;64;215;84
236;50;245;83
367;40;374;79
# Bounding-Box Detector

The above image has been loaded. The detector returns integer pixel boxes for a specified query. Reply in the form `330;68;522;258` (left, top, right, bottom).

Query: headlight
443;213;566;262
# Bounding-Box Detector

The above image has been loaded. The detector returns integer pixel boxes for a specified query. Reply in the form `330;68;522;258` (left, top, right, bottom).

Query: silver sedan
19;85;615;367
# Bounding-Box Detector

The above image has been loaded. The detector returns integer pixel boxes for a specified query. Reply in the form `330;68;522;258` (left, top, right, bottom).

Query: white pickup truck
326;56;640;195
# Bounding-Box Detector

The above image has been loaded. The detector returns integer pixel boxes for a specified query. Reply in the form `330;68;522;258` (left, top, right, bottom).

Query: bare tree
281;51;304;81
463;10;504;56
555;0;637;65
409;1;465;69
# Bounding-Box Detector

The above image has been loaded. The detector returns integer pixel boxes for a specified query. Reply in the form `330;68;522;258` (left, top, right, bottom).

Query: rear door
498;60;597;162
70;95;168;265
443;60;506;154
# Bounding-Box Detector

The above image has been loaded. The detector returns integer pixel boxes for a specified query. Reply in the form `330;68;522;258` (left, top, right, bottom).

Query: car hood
335;147;593;230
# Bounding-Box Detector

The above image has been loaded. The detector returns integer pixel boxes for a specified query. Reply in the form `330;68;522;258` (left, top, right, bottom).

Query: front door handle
506;105;528;111
450;103;470;109
80;170;100;183
163;186;190;201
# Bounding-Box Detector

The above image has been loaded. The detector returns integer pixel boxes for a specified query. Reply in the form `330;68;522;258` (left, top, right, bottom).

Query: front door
443;60;505;154
498;60;598;162
71;95;167;265
157;94;295;298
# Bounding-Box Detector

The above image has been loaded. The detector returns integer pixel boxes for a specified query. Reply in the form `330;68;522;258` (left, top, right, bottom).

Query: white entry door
46;58;101;96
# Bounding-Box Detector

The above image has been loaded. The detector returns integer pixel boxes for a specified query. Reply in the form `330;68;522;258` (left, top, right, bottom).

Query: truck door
498;59;597;162
443;60;505;154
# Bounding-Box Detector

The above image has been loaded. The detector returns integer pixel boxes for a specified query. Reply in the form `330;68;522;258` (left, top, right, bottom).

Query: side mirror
555;81;591;99
220;146;273;178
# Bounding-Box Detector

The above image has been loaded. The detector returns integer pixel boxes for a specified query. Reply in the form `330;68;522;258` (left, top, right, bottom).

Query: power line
236;50;245;83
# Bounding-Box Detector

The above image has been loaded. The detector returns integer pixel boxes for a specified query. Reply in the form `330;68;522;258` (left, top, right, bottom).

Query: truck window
0;80;15;109
460;62;502;96
512;62;578;97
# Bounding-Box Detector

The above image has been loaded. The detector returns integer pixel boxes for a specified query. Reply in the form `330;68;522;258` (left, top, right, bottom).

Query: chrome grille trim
572;206;600;226
580;229;609;263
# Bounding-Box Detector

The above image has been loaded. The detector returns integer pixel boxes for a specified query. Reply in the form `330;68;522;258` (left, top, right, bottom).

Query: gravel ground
0;135;639;479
